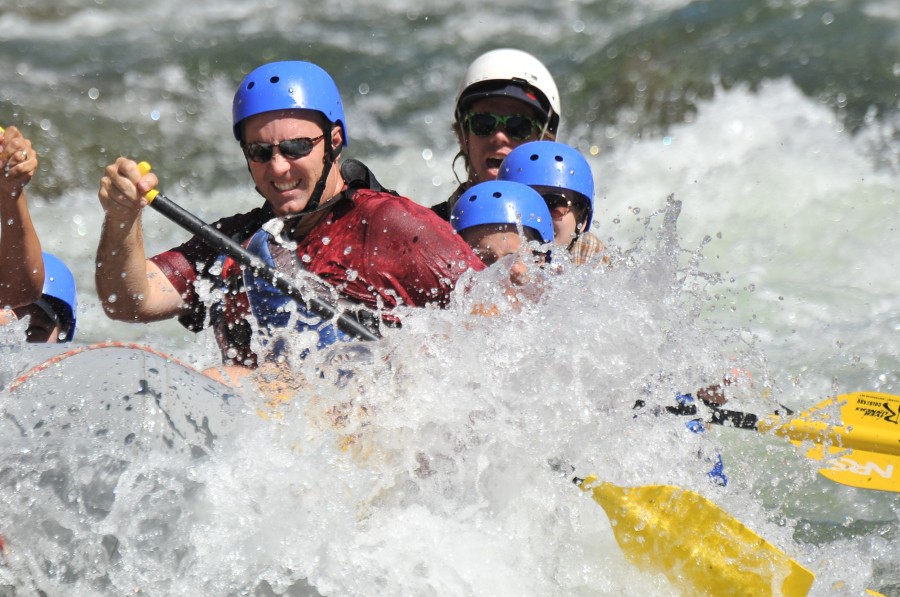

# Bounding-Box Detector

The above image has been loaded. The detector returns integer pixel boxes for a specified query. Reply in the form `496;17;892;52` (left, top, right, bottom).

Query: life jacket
242;225;350;358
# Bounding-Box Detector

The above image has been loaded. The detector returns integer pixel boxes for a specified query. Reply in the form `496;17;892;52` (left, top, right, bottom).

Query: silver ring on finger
20;150;27;160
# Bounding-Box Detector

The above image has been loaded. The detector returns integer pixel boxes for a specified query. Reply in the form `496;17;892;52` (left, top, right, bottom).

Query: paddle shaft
635;399;760;429
144;185;380;342
637;395;900;456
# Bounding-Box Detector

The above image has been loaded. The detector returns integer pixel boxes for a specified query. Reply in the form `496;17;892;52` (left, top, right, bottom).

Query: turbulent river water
1;0;898;594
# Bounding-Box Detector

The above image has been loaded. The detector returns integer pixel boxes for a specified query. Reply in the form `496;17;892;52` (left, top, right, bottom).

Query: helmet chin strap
538;117;551;140
303;139;340;214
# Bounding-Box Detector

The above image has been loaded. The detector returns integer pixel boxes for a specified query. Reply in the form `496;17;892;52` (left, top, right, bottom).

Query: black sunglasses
543;194;572;210
243;134;325;163
464;112;541;141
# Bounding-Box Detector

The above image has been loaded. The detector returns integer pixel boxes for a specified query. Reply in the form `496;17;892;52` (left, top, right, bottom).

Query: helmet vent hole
492;191;502;198
269;76;280;84
247;82;255;89
529;154;539;161
468;195;478;203
554;155;563;162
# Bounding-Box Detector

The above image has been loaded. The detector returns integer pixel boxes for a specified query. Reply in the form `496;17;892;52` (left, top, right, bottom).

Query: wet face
544;194;589;245
242;110;343;217
459;224;525;266
458;97;543;184
550;203;581;245
459;224;547;267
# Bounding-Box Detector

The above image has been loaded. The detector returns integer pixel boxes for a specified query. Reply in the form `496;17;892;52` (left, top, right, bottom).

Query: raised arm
95;157;186;322
0;126;44;308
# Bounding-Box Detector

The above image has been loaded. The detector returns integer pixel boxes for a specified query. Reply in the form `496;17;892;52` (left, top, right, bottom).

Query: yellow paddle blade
837;392;900;449
803;443;900;493
758;392;900;457
583;479;814;596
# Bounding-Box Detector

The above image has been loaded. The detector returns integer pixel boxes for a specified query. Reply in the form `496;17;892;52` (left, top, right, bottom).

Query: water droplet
343;246;352;255
321;237;331;245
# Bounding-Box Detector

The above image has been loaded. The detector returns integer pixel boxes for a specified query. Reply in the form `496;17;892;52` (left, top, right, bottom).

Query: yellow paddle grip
136;161;160;203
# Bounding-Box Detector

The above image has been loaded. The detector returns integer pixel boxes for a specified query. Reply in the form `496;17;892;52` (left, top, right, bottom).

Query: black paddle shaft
633;399;760;430
148;193;380;342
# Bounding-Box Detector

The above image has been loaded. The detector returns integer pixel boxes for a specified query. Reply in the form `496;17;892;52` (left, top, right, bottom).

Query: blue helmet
39;252;77;342
451;180;554;244
499;141;595;232
232;61;348;145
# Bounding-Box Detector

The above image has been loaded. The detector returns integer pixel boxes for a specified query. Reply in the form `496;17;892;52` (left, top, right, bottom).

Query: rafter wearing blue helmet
96;60;484;371
13;252;77;343
232;60;349;216
451;180;553;267
499;141;607;266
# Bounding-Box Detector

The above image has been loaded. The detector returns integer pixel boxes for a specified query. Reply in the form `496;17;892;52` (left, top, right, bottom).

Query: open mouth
486;157;503;170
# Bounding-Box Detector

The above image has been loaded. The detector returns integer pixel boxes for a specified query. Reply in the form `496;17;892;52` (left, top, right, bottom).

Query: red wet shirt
150;206;269;333
150;166;483;365
291;188;481;310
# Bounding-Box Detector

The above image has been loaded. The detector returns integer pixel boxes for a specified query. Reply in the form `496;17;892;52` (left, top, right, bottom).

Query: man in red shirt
96;61;483;368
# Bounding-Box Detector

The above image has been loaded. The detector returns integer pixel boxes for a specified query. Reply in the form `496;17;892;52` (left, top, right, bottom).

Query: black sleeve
341;159;397;195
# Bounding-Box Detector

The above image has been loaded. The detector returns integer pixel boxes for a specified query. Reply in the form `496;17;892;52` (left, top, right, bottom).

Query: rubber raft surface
2;342;244;455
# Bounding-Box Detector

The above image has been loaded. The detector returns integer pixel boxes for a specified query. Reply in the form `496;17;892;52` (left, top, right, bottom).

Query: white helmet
455;48;561;134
